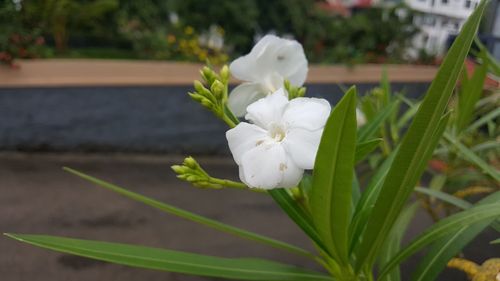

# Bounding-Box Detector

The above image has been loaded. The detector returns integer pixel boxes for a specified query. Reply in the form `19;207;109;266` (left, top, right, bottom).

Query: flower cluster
176;35;333;190
177;35;372;189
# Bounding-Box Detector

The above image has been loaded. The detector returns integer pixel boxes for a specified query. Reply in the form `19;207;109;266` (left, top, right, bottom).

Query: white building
406;0;480;56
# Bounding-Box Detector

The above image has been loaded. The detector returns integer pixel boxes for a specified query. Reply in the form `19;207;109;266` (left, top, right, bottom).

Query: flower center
269;123;286;142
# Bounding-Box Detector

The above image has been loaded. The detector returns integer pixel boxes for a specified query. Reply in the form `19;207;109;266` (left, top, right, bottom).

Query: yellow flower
185;26;194;35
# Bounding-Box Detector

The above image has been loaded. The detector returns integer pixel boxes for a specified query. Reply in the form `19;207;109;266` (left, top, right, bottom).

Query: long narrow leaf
378;203;418;281
415;187;500;232
5;234;331;281
377;202;500;280
355;139;382;163
63;168;313;259
267;189;327;253
349;150;397;254
358;101;398;143
456;52;488;132
311;87;357;265
355;111;450;268
444;133;500;181
353;1;487;271
465;107;500;133
414;187;471;209
408;190;500;281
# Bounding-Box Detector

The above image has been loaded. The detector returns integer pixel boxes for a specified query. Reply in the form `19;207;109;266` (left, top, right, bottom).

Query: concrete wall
0;83;429;154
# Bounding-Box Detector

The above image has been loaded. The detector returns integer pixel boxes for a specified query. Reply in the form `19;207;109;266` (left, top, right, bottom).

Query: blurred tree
254;0;330;59
168;0;259;54
321;5;418;64
21;0;119;52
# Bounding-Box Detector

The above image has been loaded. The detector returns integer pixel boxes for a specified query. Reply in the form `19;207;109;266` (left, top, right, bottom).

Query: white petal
269;42;308;86
277;156;304;188
228;83;267;117
282;97;331;131
229;35;280;81
240;143;302;189
283;128;323;170
356;108;367;127
226;122;268;165
229;35;308;87
245;89;288;129
261;72;285;93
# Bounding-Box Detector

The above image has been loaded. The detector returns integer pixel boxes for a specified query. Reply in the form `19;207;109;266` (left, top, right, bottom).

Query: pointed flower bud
210;80;225;99
220;65;229;83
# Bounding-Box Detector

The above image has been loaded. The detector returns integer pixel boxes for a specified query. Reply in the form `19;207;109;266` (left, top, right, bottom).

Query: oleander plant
5;1;499;280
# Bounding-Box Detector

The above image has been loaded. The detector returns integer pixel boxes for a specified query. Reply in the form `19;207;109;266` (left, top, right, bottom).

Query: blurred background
0;0;499;281
1;0;499;66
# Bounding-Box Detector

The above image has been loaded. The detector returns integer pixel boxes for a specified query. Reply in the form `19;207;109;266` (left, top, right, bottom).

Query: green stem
222;114;237;128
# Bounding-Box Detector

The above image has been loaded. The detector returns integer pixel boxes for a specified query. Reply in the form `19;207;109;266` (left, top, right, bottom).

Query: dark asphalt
0;153;495;280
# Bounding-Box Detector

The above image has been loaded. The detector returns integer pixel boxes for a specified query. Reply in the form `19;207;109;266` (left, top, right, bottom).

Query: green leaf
358;101;398;143
378;203;418;281
355;139;382;163
63;168;313;259
408;191;500;281
414;187;500;232
311;86;357;265
353;0;487;271
395;97;419;130
414;187;471;209
5;234;331;281
474;36;500;76
267;189;327;253
443;133;500;181
456;51;488;132
349;149;397;254
355;112;450;270
490;238;500;244
465;107;500;134
377;202;500;280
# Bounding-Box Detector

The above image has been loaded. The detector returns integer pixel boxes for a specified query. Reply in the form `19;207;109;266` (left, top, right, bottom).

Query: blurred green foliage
1;0;421;64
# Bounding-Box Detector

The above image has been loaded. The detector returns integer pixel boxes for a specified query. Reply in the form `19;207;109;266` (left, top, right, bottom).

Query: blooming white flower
226;89;330;189
228;35;308;117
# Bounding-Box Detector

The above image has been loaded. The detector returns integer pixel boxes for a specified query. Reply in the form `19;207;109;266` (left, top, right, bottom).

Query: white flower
226;89;330;189
228;35;308;117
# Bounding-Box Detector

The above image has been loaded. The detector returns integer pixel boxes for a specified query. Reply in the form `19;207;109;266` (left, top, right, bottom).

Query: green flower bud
210;80;225;99
183;157;198;169
298;87;306;97
171;165;185;174
193;80;205;93
201;66;216;84
186;175;198;182
201;98;213;109
188;92;204;102
176;174;188;180
220;65;229;83
284;79;291;90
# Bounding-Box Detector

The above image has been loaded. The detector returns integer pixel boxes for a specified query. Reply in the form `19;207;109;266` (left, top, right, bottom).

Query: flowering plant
5;1;499;281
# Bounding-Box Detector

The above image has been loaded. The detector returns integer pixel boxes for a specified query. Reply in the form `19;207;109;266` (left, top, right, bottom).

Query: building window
465;0;472;8
442;0;448;4
424;16;436;26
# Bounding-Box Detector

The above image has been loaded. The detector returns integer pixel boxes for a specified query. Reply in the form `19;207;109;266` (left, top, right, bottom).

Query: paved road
0;153;495;280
